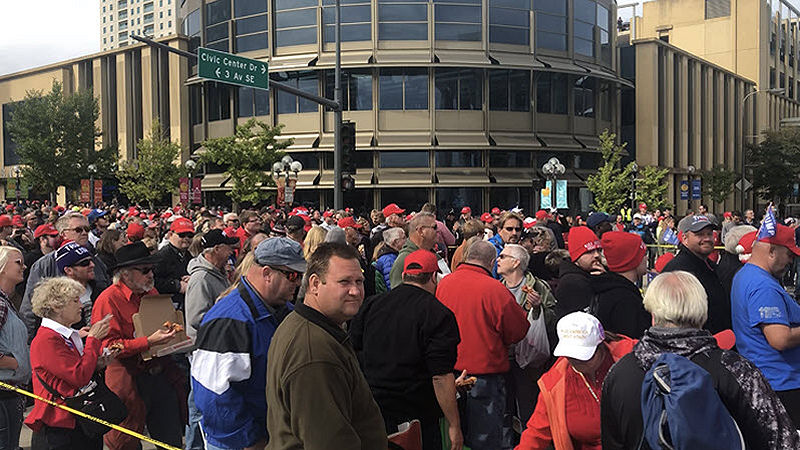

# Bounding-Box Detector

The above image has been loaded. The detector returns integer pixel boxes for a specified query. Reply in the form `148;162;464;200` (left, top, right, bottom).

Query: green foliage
585;130;636;213
199;119;292;205
117;120;183;208
6;81;116;200
634;165;671;210
701;165;738;204
746;128;800;202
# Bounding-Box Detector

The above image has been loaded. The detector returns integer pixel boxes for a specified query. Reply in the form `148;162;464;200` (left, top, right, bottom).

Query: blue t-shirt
731;263;800;391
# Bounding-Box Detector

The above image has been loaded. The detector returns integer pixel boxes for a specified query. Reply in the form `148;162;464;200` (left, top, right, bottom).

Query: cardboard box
132;294;194;361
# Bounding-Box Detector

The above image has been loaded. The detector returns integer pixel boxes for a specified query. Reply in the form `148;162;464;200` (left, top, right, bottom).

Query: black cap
201;229;240;249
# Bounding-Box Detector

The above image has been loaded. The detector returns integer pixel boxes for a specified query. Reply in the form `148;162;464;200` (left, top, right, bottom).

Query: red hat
338;216;362;229
80;208;91;217
403;250;440;275
461;206;471;215
654;253;675;273
712;329;736;351
523;217;536;229
55;206;65;213
161;211;173;219
757;224;800;256
405;213;415;222
11;215;23;228
535;210;549;221
568;226;602;262
127;207;139;217
638;203;647;210
170;217;195;234
601;231;647;273
322;210;333;218
382;203;405;217
736;230;758;262
4;205;13;212
0;215;12;228
491;207;501;215
33;223;58;239
139;213;147;219
127;222;145;241
723;211;733;219
480;212;493;223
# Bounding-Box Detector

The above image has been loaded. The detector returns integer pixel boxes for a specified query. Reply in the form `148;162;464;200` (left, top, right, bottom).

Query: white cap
553;312;605;361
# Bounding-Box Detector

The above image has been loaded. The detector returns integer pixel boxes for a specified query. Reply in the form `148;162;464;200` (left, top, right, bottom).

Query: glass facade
435;68;482;110
489;70;530;111
489;0;529;45
378;0;428;40
379;69;429;110
276;71;319;114
275;0;317;46
324;70;373;111
434;0;482;41
534;0;567;51
322;0;371;43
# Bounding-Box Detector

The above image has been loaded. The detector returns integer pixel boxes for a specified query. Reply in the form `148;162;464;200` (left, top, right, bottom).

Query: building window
378;0;428;40
574;76;595;117
206;22;229;43
435;151;481;167
489;150;531;167
705;0;730;19
536;72;568;114
324;70;373;111
238;87;270;117
489;69;530;112
533;0;566;51
435;68;483;110
275;0;317;46
207;83;231;121
322;0;371;43
435;0;482;41
436;188;482;215
206;0;230;26
235;0;267;17
574;0;595;57
489;0;529;45
379;68;429;110
598;4;611;63
598;81;611;121
379;151;429;167
276;71;319;114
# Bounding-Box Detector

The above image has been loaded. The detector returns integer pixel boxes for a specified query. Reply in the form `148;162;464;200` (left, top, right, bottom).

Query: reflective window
238;87;269;117
435;151;482;167
598;4;611;63
206;0;230;26
489;70;530;112
533;0;566;51
490;0;529;45
324;70;373;111
275;0;317;46
490;150;532;167
379;151;429;167
207;40;230;51
435;68;482;110
489;187;531;211
236;14;267;34
435;0;481;41
234;0;267;17
207;82;231;121
206;22;229;42
574;0;595;57
436;187;482;215
574;76;595;118
379;68;429;110
378;0;428;40
382;188;430;212
323;0;371;42
286;152;320;170
598;81;610;121
235;12;268;51
536;72;567;114
276;71;319;114
323;150;374;169
236;32;268;52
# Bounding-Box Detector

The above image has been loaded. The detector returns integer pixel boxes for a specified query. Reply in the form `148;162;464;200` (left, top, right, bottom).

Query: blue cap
56;242;92;273
253;237;306;272
87;209;108;224
586;212;610;229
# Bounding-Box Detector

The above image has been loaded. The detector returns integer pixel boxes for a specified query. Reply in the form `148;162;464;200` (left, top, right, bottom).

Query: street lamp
185;159;198;205
13;167;20;204
272;155;303;206
687;165;696;212
630;162;639;211
541;157;566;210
741;87;784;212
88;164;97;207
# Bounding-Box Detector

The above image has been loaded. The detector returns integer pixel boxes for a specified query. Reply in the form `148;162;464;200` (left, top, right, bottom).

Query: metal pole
333;0;343;210
90;175;95;207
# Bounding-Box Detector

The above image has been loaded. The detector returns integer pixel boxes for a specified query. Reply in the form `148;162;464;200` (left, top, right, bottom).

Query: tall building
100;0;180;51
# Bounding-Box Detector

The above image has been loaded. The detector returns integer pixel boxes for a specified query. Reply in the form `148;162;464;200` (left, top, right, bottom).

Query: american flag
757;203;777;240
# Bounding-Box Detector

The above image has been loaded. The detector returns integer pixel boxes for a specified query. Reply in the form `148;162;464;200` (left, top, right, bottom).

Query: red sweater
436;263;529;374
25;327;102;431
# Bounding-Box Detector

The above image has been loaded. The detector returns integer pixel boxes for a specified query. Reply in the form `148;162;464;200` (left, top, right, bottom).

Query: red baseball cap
382;203;405;217
4;205;13;212
480;212;493;223
403;250;440;275
491;207;501;215
338;216;362;229
461;207;471;215
653;252;675;273
0;215;12;228
523;217;536;229
322;210;333;218
757;224;800;256
170;217;195;234
638;203;647;210
535;210;548;221
127;222;145;241
33;223;58;239
11;215;23;228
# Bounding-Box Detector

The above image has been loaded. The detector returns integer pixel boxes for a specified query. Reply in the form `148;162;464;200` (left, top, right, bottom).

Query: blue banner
691;179;702;200
680;180;689;200
758;204;776;240
540;180;552;210
556;180;568;209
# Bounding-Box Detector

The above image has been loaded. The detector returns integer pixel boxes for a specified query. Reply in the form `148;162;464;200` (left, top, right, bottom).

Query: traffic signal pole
333;0;344;210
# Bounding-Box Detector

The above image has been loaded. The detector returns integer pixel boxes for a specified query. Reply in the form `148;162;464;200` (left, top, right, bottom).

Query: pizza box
132;294;193;361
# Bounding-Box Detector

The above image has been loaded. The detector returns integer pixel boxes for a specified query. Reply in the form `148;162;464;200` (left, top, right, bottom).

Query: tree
6;81;116;201
634;165;671;210
746;128;800;203
701;165;738;205
585;130;636;213
117;120;183;209
200;119;292;206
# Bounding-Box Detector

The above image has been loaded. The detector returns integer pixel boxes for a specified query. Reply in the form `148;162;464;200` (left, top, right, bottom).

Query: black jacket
554;260;594;322
591;272;651;339
601;327;799;450
545;221;565;249
153;243;190;309
661;245;731;333
527;252;553;281
716;251;743;299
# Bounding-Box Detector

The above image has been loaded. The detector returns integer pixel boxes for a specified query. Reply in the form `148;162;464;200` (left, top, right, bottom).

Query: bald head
464;238;497;271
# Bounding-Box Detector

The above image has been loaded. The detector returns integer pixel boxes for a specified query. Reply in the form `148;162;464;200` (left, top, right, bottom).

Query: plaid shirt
0;289;11;330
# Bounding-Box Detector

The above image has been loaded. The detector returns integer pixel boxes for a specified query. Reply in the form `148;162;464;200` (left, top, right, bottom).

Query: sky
0;1;100;76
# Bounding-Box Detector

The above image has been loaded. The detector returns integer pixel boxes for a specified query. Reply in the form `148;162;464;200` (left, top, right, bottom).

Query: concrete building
101;0;180;51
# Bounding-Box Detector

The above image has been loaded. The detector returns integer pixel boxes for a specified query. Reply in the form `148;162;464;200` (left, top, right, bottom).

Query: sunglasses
504;227;522;232
270;266;302;283
178;232;195;239
71;259;93;267
132;266;154;275
68;226;92;233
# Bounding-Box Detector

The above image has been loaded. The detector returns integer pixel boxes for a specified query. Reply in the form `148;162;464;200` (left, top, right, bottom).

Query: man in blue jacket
488;211;523;278
191;237;306;449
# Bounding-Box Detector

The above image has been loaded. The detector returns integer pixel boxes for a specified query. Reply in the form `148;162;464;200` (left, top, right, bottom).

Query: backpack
639;352;745;450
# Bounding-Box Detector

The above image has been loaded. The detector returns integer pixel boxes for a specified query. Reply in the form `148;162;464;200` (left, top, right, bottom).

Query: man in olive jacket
266;242;387;450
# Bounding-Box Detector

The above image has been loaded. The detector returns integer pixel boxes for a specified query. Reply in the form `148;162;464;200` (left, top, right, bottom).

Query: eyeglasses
270;266;302;283
131;266;154;275
247;219;262;224
418;224;437;231
178;232;195;239
67;226;91;233
71;259;93;267
504;227;522;232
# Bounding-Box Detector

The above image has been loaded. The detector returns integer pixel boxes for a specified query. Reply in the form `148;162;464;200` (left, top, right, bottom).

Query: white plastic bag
515;306;550;369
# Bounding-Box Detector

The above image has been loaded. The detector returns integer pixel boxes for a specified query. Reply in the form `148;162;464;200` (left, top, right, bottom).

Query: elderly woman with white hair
717;224;757;296
601;270;799;450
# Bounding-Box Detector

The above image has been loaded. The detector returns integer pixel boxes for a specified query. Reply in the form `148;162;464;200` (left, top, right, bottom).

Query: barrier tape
0;381;181;450
645;244;726;250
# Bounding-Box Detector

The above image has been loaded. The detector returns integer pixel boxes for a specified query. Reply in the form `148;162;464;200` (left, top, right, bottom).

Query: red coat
25;327;102;431
436;263;530;374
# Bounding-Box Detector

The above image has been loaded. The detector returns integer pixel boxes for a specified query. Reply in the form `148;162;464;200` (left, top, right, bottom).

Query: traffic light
341;121;356;174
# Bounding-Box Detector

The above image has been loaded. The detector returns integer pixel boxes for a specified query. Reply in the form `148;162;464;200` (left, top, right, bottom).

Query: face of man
768;245;795;278
344;227;361;247
211;218;225;230
498;218;522;244
62;217;91;247
213;244;235;268
745;210;755;220
733;213;742;224
260;265;302;304
390;232;407;252
387;213;404;228
575;249;605;274
308;256;365;325
125;265;155;294
65;258;95;284
169;230;194;250
682;227;715;257
698;205;708;215
226;217;240;229
414;216;438;250
496;251;520;277
40;235;59;253
243;216;263;234
96;217;109;229
26;216;38;229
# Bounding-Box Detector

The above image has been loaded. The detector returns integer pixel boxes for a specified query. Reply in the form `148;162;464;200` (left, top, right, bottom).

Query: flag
662;227;679;245
757;203;776;240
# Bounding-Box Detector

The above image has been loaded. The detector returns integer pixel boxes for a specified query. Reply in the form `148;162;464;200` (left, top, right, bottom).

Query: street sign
691;179;702;200
198;47;269;90
735;178;752;192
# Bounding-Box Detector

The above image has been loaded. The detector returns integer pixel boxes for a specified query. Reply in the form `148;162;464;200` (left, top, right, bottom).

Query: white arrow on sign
261;65;266;74
735;178;752;191
215;68;221;77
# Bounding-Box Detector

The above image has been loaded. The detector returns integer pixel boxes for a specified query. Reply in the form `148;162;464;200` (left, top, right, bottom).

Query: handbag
36;371;127;436
514;305;550;369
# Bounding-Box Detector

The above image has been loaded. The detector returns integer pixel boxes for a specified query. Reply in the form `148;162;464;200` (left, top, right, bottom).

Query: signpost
198;47;269;90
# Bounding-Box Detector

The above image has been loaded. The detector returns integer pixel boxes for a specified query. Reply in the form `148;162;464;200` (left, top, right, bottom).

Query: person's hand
448;423;463;450
77;326;91;339
88;314;112;339
524;290;541;310
179;279;188;294
147;328;177;346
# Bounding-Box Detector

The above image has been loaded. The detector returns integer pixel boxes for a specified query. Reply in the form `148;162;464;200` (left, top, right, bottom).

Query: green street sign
198;47;269;90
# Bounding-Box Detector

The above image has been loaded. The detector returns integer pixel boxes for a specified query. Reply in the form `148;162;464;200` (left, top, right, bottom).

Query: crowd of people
0;198;795;449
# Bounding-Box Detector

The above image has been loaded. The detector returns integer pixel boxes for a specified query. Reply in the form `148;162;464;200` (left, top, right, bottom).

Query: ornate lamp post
542;157;566;210
272;155;303;206
88;164;97;206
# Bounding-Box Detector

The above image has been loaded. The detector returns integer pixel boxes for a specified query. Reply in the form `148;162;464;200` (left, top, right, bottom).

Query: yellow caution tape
645;244;726;250
0;381;181;450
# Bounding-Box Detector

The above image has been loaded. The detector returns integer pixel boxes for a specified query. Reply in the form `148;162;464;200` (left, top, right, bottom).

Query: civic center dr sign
198;47;269;91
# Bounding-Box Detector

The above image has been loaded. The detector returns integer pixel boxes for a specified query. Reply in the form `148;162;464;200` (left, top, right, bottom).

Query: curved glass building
182;0;630;212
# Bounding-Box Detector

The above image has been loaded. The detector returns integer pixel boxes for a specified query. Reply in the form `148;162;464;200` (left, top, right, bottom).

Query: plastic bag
515;306;550;369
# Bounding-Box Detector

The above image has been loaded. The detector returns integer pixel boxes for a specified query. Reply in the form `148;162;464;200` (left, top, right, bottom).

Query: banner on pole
556;180;568;209
540;181;552;210
179;178;189;205
191;178;202;204
93;180;103;205
680;180;689;200
80;179;90;203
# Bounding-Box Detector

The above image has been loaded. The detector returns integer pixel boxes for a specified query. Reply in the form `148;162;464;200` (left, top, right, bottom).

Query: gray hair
324;227;347;244
643;271;708;329
31;277;84;319
723;225;757;254
55;212;87;233
464;238;497;270
409;212;435;235
383;227;405;245
502;244;530;271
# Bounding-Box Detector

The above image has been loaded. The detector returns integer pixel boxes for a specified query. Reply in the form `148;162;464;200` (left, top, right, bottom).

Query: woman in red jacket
516;312;634;450
25;277;117;449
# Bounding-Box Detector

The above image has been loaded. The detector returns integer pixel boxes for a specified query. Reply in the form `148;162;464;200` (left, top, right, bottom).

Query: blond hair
0;246;21;275
31;277;84;319
643;271;708;329
303;226;328;260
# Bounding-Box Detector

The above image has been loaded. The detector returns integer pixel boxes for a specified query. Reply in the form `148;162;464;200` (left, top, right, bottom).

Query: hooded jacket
591;272;651;339
185;254;230;341
373;245;398;290
554;260;594;322
601;327;799;450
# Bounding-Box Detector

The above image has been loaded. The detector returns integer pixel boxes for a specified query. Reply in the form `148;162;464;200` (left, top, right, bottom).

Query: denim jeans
0;395;24;450
186;383;205;450
458;373;509;450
